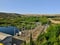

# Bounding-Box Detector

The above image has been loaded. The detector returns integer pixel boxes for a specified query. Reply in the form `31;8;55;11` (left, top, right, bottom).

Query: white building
0;32;12;45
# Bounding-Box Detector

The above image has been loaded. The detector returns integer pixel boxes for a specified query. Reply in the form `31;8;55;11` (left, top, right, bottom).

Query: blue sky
0;0;60;14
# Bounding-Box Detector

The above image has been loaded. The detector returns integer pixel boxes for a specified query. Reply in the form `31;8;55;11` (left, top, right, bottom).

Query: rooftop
0;32;12;40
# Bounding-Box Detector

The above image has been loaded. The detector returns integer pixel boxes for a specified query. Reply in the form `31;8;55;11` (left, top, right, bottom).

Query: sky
0;0;60;14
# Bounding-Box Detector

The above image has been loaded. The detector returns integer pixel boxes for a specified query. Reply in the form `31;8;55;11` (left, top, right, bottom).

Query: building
0;26;23;45
12;38;24;45
0;26;19;35
0;32;12;45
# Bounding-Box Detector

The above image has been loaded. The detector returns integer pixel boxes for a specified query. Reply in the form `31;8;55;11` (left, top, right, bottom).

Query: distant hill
0;12;60;18
0;12;23;18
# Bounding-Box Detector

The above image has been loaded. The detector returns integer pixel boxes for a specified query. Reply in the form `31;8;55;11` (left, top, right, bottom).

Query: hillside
0;12;48;30
0;12;60;30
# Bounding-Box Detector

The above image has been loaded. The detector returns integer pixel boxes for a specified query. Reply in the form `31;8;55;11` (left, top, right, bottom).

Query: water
0;26;19;35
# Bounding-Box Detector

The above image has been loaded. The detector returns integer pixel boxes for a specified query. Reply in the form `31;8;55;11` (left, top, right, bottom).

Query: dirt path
49;18;60;24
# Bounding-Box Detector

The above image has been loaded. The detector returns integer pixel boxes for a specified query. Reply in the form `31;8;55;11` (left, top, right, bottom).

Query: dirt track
49;18;60;24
